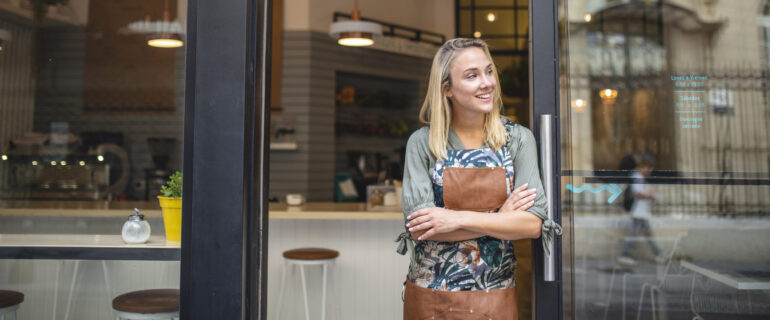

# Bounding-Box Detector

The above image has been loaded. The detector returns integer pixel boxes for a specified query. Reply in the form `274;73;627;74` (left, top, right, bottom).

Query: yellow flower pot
157;196;182;242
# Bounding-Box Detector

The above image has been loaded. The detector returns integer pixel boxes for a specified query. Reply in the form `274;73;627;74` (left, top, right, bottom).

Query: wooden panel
271;0;283;113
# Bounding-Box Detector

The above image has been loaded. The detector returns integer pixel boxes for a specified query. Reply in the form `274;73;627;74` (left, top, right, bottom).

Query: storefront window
562;0;770;319
0;0;185;318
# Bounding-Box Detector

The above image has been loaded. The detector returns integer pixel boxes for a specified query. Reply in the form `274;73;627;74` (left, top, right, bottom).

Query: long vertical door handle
539;114;556;282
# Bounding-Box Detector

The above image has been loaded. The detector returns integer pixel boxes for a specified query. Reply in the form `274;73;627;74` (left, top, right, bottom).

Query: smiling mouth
476;93;492;99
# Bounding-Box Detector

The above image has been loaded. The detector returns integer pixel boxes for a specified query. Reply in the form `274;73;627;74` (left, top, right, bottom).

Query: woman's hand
499;183;536;213
406;207;466;241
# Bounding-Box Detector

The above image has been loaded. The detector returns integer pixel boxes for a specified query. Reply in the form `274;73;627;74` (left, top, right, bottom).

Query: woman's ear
443;85;452;99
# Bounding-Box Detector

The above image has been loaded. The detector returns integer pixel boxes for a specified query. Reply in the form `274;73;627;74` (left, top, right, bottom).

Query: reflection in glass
0;0;186;318
562;1;770;319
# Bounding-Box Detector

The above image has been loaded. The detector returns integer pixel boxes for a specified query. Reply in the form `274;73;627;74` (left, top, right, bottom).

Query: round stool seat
112;289;179;314
0;290;23;308
283;248;339;260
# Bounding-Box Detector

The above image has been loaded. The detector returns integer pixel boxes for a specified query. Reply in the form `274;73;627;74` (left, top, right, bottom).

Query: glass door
559;0;770;319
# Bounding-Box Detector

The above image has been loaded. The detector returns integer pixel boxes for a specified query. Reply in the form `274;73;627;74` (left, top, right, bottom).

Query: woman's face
445;47;496;116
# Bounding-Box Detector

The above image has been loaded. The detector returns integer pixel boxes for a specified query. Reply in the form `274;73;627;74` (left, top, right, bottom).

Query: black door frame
181;0;271;318
530;0;563;319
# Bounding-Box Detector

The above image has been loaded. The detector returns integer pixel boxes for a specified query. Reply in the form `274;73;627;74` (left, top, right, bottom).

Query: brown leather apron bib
403;279;518;320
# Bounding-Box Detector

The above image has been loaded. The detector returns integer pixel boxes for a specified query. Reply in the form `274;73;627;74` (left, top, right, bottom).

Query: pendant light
599;88;618;105
147;0;183;48
329;0;382;47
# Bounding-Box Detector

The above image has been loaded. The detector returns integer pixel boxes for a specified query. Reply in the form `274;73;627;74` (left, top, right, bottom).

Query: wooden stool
276;248;339;320
112;289;179;320
0;290;23;320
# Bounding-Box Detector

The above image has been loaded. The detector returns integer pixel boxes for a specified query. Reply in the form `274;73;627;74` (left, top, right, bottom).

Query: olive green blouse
399;119;562;254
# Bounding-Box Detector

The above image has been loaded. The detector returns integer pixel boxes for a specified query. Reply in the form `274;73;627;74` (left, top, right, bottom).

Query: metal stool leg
299;265;310;320
53;261;62;320
64;260;81;320
276;260;289;320
276;258;338;320
0;305;21;320
321;262;328;320
332;260;340;320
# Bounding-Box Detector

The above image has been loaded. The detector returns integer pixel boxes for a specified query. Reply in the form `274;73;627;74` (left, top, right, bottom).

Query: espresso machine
1;130;128;200
144;138;177;200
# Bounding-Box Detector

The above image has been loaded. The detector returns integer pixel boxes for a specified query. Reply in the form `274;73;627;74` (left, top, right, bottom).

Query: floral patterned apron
407;146;516;291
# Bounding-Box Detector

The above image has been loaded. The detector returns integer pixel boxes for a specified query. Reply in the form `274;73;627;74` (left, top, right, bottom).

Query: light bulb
147;38;183;48
338;37;374;46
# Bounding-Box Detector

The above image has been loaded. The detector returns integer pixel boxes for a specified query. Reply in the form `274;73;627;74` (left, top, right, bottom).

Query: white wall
285;0;455;39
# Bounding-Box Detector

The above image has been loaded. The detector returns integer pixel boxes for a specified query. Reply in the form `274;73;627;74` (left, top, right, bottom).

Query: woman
397;38;561;319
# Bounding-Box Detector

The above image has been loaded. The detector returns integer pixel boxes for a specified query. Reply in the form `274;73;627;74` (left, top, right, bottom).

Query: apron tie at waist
541;219;563;256
395;230;418;275
395;231;411;255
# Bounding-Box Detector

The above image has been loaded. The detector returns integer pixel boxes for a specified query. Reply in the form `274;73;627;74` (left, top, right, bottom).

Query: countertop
0;234;178;248
0;234;181;260
0;201;404;220
0;202;403;259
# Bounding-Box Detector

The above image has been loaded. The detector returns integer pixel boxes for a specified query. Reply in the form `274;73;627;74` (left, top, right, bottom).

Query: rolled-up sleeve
509;125;562;255
401;128;436;220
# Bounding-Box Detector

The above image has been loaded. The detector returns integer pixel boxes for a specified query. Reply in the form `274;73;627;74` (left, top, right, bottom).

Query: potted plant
158;171;182;242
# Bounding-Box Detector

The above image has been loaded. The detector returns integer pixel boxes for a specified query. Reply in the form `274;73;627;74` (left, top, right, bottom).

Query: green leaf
160;171;183;198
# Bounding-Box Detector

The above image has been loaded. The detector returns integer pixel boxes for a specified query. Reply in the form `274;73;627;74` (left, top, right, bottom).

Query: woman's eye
487;69;493;75
467;74;476;79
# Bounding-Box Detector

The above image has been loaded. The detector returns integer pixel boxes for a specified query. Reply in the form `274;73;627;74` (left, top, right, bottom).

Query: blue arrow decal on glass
566;184;623;203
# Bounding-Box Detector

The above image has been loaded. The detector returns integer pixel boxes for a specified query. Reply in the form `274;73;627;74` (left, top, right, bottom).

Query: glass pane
0;0;185;317
460;9;473;36
517;8;528;38
517;37;528;52
561;1;770;319
475;9;515;36
476;0;517;6
495;55;531;125
486;37;517;51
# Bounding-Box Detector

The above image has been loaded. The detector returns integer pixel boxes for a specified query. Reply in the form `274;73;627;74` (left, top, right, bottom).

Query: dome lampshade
329;0;382;47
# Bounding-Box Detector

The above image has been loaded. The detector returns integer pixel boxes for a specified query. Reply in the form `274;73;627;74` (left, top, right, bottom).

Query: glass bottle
122;208;151;244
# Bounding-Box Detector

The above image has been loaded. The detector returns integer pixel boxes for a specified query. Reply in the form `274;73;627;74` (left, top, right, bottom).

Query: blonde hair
419;38;507;160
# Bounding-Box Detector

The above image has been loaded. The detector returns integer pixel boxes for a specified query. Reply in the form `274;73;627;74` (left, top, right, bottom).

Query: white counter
0;201;404;220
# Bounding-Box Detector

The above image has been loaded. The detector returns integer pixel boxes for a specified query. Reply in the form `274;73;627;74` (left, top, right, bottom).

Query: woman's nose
480;74;492;88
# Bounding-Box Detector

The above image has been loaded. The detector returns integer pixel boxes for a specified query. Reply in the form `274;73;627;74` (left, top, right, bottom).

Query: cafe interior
0;0;537;318
3;0;769;319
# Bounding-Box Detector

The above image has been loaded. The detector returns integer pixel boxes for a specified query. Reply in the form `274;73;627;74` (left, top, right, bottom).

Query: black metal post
181;0;270;318
530;0;563;319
